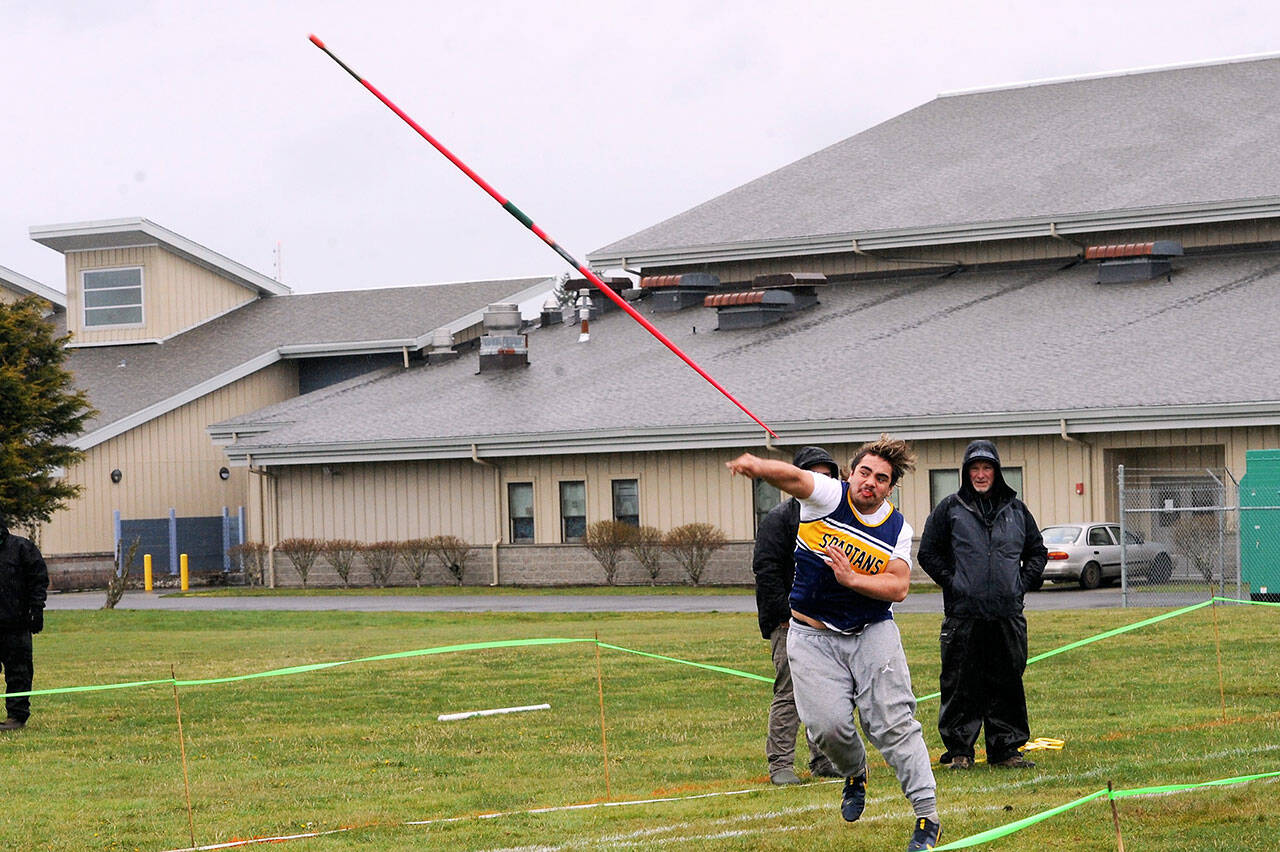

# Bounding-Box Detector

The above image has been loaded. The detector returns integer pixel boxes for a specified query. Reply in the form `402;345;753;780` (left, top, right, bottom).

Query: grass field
4;603;1278;850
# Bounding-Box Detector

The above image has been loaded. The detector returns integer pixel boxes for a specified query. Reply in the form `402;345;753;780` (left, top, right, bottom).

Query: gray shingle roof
589;56;1280;265
220;248;1280;462
69;277;551;441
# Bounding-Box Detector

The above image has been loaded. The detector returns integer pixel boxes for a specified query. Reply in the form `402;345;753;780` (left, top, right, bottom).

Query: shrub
103;537;140;610
276;538;323;588
229;542;268;587
664;523;727;586
584;520;636;585
628;525;665;586
319;539;362;587
398;539;432;587
426;535;472;585
363;542;400;588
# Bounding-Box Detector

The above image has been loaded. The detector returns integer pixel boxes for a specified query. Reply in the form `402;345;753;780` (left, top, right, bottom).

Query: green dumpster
1239;449;1280;602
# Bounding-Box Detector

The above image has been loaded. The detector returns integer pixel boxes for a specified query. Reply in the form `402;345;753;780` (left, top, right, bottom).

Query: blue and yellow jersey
790;480;908;632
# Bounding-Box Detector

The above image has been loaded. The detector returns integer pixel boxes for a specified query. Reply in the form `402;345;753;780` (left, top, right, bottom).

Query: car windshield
1041;526;1082;544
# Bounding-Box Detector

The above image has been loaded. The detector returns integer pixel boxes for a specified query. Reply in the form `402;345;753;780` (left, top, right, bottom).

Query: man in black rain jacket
752;445;839;784
0;524;48;730
917;440;1047;768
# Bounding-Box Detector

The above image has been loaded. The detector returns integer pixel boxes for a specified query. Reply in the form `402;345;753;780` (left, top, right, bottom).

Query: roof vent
478;303;528;372
539;294;564;327
639;272;721;313
1086;241;1183;284
427;327;459;364
703;272;825;329
568;276;634;316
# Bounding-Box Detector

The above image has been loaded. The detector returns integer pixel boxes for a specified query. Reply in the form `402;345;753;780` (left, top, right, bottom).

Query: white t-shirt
799;471;914;567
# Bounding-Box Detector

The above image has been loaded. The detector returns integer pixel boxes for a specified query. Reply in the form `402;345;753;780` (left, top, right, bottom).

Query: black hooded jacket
0;526;48;632
751;446;839;638
917;441;1048;618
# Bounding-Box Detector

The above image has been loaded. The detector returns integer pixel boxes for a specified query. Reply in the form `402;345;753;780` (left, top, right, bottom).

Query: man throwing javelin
727;435;941;851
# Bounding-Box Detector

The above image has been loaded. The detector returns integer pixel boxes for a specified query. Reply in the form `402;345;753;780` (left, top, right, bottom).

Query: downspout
851;238;964;271
1048;222;1086;255
1059;419;1094;517
471;443;502;586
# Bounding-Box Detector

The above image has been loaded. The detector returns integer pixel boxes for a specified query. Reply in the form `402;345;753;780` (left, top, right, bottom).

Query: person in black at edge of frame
752;446;841;785
917;439;1048;769
0;521;48;730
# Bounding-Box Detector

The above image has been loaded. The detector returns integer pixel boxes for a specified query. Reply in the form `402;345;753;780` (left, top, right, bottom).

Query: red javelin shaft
308;34;777;439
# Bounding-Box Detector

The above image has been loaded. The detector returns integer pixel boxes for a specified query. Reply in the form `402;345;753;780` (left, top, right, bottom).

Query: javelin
308;34;777;439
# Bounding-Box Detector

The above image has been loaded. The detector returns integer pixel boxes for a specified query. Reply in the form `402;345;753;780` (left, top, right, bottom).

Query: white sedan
1038;523;1173;589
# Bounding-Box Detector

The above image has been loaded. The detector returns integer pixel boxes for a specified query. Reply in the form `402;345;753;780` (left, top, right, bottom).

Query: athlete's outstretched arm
726;453;814;499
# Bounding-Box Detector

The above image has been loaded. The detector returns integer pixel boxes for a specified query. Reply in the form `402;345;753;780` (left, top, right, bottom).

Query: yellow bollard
144;554;153;592
180;553;189;591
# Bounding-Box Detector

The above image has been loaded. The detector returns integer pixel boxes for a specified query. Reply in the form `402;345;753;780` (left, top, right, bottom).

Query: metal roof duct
704;271;825;329
639;272;721;312
478;303;528;372
1088;240;1183;284
427;327;460;364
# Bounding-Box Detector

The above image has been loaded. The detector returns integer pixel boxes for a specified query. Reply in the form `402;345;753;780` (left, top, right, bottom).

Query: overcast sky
4;1;1276;294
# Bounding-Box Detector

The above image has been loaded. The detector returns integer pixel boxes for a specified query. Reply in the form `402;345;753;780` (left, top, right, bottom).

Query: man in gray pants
752;446;841;784
729;435;941;851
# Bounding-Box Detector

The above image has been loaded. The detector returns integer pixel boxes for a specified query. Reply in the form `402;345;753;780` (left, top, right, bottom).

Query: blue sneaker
840;774;866;822
907;817;942;851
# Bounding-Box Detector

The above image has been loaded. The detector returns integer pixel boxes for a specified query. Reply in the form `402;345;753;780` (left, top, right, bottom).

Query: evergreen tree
0;296;96;530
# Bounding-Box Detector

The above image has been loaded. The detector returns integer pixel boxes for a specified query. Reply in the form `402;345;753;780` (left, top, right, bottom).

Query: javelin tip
308;34;325;49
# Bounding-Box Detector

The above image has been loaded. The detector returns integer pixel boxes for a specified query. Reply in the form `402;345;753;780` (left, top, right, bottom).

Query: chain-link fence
1117;466;1243;607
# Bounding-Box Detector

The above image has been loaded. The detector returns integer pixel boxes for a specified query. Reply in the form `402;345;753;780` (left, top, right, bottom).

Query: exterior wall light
219;467;231;481
110;468;123;484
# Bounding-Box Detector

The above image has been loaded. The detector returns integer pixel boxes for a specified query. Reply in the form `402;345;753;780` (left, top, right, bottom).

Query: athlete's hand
824;544;857;588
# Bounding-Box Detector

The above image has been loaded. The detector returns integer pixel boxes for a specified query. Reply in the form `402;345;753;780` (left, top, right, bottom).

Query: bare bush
426;535;472;585
103;537;140;610
229;542;268;586
584;521;636;585
398;539;432;586
363;542;400;588
319;539;362;587
277;538;323;588
664;523;727;586
628;525;666;586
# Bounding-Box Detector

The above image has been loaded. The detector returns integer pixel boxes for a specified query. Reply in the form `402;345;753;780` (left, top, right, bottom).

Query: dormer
30;218;290;347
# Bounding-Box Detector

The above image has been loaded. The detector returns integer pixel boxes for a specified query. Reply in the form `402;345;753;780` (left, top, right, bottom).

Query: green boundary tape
933;769;1280;849
5;595;1269;701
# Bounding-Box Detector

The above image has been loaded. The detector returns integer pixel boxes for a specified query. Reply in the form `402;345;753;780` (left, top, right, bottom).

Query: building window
83;267;144;327
508;482;534;543
560;481;586;542
753;479;782;534
929;466;1023;509
611;479;639;527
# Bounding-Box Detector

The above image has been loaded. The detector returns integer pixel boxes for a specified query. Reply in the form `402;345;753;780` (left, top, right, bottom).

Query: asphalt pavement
45;585;1135;613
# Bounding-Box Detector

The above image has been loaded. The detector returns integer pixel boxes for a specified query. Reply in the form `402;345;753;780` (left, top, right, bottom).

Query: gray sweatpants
787;618;936;805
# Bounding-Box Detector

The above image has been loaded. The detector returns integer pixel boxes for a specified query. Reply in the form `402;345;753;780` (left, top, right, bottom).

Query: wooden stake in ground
594;632;612;799
1108;780;1125;852
171;665;196;849
1211;597;1228;722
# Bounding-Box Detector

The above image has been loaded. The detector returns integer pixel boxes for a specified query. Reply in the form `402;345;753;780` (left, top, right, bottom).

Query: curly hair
849;434;917;487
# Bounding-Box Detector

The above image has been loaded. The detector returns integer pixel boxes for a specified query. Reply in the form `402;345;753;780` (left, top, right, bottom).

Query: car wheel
1079;561;1102;590
1151;553;1173;584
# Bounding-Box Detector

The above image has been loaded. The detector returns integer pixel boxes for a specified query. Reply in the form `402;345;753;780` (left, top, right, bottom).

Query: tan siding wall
258;427;1280;557
66;246;255;344
40;361;298;555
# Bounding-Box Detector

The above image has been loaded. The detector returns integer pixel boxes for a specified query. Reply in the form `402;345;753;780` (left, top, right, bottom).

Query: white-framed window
508;482;535;543
83;267;144;327
559;480;586;542
611;478;640;527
